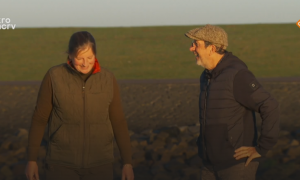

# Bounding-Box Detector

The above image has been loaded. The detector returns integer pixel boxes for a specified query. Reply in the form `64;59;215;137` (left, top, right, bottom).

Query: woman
25;31;134;180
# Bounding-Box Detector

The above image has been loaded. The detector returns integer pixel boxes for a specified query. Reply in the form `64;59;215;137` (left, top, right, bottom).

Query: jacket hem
202;157;261;171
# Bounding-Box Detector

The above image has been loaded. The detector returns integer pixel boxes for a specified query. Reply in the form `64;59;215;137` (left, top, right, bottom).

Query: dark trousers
45;163;113;180
200;162;259;180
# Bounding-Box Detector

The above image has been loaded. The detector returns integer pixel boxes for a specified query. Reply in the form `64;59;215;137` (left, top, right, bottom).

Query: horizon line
8;22;296;29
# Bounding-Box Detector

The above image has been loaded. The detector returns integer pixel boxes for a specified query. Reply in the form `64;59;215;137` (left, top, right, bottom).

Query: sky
0;0;299;28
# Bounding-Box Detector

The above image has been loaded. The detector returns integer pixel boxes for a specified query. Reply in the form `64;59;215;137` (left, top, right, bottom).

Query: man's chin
196;60;204;67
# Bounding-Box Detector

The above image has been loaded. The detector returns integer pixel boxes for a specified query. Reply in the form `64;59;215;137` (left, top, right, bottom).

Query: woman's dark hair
67;31;96;60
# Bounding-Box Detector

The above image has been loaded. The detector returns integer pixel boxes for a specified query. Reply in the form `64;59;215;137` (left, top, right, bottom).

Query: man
185;24;280;180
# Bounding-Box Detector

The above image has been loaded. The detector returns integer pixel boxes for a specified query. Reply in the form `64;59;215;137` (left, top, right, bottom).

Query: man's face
70;47;95;74
189;40;210;68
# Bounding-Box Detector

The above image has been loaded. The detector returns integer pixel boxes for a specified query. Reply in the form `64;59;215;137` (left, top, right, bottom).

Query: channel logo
0;18;16;30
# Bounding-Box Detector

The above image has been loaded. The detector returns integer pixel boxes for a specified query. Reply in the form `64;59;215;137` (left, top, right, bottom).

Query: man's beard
196;57;204;68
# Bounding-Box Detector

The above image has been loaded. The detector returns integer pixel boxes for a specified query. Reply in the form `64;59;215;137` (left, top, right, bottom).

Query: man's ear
212;45;217;53
209;45;216;55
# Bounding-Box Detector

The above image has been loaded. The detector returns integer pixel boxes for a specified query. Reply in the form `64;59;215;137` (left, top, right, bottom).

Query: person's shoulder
48;63;67;72
225;52;248;71
227;53;256;78
100;67;114;74
47;63;71;81
99;67;116;79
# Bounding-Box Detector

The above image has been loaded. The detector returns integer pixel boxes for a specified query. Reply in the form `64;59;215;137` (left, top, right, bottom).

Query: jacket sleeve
27;70;53;161
109;76;132;165
233;69;280;156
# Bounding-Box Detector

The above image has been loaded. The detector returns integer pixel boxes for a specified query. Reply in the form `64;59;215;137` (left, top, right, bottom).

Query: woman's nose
82;59;86;66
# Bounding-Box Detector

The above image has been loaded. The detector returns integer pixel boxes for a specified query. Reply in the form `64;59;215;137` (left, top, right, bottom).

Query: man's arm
233;69;280;156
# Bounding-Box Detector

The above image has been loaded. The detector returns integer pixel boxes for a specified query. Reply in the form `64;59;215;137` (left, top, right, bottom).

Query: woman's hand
25;161;39;180
122;164;134;180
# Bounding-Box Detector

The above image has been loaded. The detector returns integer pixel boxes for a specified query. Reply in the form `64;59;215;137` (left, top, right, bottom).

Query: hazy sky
1;0;299;28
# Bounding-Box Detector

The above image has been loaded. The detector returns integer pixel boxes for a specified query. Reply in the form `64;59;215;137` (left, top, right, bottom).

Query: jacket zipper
202;77;210;161
66;63;92;167
82;82;86;167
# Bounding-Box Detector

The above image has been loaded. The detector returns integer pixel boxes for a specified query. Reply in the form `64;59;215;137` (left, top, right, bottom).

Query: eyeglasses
191;40;197;47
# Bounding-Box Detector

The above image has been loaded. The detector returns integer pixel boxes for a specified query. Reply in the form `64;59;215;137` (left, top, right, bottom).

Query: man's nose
189;46;195;52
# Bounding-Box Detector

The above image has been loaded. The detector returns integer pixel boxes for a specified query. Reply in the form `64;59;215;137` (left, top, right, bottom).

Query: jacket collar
206;51;233;79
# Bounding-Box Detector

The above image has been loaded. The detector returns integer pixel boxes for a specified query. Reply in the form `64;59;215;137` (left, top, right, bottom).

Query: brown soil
0;77;300;141
1;77;300;180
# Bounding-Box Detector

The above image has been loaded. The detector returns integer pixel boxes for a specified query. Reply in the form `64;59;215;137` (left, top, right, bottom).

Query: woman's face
71;47;95;74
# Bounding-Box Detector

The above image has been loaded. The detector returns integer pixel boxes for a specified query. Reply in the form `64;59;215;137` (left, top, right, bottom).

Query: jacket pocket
50;124;65;145
48;124;80;165
205;124;235;165
50;124;80;148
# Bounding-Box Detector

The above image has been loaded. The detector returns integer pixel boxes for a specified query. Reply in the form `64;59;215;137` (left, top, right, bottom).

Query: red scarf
67;58;101;74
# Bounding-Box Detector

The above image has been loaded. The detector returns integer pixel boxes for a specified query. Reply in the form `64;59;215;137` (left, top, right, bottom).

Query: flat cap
185;24;228;49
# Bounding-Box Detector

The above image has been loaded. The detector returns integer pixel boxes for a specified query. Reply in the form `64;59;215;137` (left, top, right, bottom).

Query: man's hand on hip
234;146;261;167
